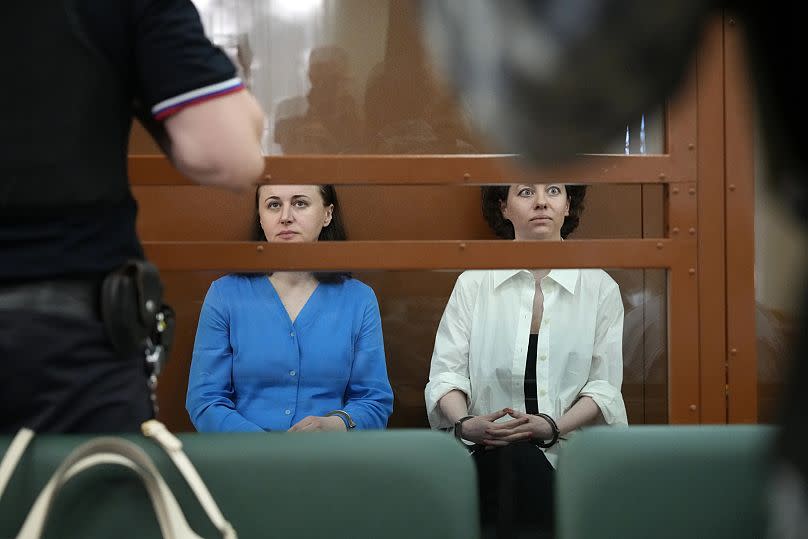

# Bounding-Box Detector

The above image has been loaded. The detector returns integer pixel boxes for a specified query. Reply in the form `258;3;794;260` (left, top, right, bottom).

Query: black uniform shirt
0;0;241;281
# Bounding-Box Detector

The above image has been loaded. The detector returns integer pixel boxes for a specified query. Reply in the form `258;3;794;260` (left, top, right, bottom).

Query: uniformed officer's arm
163;89;265;191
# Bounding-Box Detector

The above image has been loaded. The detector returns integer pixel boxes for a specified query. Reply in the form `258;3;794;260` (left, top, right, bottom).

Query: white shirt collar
491;268;580;295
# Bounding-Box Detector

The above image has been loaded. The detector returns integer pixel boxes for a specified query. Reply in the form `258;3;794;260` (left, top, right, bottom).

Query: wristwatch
325;409;356;430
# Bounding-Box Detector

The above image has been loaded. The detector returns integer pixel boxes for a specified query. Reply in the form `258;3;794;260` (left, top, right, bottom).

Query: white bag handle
0;424;236;539
141;420;236;539
0;428;34;500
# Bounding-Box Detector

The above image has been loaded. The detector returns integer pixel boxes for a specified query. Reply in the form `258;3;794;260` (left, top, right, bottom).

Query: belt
0;279;100;320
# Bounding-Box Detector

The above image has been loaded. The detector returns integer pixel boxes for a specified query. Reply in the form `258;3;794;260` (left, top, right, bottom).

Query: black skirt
472;441;555;538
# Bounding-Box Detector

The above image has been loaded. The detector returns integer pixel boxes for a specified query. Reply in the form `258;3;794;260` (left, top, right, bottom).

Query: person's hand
456;409;509;444
288;415;346;432
482;408;554;447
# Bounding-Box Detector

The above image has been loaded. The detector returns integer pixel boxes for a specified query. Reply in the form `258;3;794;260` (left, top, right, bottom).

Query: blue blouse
186;274;393;431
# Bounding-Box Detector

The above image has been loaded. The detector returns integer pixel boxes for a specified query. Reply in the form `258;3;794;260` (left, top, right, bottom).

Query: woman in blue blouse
186;184;393;432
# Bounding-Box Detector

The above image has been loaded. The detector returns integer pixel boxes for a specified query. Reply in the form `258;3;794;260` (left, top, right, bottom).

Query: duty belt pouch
101;260;168;357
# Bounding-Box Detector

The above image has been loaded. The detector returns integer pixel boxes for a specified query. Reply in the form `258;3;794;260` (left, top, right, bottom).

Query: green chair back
557;425;772;539
0;430;478;539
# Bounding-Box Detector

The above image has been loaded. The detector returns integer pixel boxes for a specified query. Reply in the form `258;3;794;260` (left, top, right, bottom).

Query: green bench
0;430;478;538
557;426;773;539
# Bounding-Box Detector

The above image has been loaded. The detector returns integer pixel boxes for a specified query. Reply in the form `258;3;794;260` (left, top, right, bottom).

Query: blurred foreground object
420;0;715;164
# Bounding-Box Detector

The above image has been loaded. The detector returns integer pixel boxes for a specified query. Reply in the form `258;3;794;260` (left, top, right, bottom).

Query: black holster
100;260;174;364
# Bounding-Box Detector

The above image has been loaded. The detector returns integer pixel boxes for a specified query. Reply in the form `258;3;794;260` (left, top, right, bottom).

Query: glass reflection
124;2;670;156
274;45;363;153
184;0;663;155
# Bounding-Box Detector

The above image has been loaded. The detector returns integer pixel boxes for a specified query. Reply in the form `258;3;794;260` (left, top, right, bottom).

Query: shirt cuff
152;77;245;120
579;380;628;425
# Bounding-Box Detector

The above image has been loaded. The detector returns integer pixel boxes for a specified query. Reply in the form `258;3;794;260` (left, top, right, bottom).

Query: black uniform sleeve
133;0;242;119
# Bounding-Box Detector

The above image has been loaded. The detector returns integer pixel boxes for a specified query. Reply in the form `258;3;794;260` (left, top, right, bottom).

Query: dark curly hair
255;185;350;284
481;184;587;239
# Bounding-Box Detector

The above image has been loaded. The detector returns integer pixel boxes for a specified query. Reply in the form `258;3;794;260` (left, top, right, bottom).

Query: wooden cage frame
128;16;756;425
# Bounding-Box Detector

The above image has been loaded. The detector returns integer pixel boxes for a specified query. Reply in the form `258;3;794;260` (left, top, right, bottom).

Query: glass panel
132;183;667;241
121;1;672;156
755;139;805;422
156;268;667;431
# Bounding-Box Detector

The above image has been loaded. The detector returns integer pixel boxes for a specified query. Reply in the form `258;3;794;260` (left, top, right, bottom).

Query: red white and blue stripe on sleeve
151;77;244;120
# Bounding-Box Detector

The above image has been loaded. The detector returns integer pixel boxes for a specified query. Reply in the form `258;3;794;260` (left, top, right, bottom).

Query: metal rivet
459;242;467;250
145;300;155;312
658;173;666;181
728;17;736;25
672;227;680;235
672;187;680;194
463;173;471;181
689;404;697;412
689;188;696;195
689;268;696;275
689;227;696;235
730;348;738;355
264;174;272;182
729;184;736;191
256;244;264;252
688;143;695;150
656;242;664;249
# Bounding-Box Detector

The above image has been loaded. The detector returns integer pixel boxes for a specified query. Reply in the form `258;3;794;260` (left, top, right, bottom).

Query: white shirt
425;268;628;467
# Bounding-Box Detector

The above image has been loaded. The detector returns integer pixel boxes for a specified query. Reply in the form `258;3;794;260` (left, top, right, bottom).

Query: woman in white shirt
425;183;627;536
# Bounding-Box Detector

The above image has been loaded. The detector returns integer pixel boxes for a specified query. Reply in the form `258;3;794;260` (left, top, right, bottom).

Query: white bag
0;420;236;539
